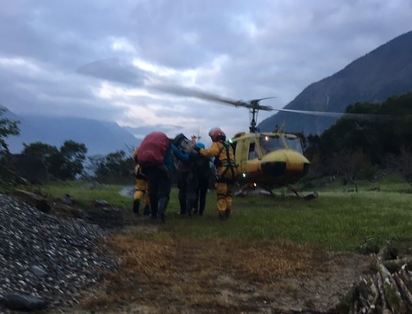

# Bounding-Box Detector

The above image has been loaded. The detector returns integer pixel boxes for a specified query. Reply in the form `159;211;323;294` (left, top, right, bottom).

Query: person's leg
157;168;172;222
215;182;228;219
146;168;159;219
177;172;187;215
198;178;208;216
133;178;147;215
143;186;151;216
225;183;233;218
185;171;198;216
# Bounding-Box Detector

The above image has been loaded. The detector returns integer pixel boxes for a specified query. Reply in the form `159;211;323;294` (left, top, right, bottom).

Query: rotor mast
249;107;259;133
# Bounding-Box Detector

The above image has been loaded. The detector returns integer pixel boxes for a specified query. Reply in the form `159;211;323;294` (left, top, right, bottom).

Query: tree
0;107;19;153
22;142;59;168
52;140;87;180
305;92;412;177
21;140;87;180
387;148;412;185
89;150;133;182
0;108;19;183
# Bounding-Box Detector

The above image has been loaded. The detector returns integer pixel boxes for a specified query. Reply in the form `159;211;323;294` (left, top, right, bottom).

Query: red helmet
208;127;226;141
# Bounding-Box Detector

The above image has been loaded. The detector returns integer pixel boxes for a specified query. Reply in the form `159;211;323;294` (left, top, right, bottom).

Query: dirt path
76;222;372;313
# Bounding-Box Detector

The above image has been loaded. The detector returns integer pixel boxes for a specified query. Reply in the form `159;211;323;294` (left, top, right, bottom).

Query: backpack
136;132;170;167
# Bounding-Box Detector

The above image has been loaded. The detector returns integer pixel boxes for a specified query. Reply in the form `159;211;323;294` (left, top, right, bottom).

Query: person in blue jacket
144;140;189;222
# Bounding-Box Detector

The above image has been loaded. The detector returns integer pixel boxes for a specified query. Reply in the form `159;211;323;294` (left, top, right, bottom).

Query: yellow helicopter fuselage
231;132;310;189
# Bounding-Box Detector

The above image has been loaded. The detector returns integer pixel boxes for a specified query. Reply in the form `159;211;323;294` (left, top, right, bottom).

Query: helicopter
173;93;311;193
150;85;386;194
78;59;384;194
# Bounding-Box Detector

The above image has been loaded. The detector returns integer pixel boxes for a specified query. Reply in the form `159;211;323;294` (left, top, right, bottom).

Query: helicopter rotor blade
152;84;277;111
250;96;277;103
152;83;276;110
273;107;389;120
77;59;389;120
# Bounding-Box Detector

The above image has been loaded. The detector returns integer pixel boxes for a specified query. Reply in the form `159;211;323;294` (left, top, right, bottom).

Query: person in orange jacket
132;149;150;216
195;127;237;219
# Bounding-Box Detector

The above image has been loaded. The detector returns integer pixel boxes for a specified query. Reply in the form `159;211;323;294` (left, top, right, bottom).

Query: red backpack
136;132;170;167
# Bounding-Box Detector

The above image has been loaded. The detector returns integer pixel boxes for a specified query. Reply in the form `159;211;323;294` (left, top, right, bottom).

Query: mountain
4;112;139;155
259;31;412;134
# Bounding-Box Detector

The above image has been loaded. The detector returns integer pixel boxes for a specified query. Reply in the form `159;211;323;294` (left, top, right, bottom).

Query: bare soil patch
78;227;372;313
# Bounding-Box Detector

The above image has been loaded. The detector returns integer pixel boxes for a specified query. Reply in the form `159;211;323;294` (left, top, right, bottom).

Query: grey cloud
78;58;147;86
125;124;183;139
1;0;412;137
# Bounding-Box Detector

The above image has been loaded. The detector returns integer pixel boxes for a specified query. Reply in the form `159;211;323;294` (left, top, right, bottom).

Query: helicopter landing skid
234;184;273;196
287;185;319;201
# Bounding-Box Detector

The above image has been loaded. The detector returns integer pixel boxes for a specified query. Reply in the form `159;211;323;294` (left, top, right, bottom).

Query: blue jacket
163;144;190;173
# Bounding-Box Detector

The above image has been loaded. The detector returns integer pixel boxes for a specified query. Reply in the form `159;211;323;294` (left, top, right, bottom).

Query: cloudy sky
1;0;412;139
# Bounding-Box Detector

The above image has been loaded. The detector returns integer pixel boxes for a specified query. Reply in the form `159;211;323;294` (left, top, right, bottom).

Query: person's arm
199;142;221;158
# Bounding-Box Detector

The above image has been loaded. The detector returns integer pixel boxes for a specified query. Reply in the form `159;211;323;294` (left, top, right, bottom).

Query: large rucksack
136;132;170;167
172;133;194;172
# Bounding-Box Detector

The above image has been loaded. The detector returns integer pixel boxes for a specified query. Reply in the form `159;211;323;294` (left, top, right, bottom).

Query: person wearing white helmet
195;127;237;219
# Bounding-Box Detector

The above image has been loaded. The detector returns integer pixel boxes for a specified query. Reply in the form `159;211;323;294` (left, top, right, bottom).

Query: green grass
37;179;412;252
39;181;133;209
165;190;412;251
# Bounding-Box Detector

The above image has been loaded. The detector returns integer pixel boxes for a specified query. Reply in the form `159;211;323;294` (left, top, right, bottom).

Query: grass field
32;177;412;312
38;177;412;252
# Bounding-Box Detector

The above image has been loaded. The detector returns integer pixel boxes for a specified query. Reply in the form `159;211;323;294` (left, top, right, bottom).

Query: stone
30;265;48;278
2;293;48;311
94;199;109;208
62;194;74;205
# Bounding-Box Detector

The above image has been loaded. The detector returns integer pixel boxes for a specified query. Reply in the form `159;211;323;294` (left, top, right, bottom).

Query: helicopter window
260;135;285;153
230;140;237;154
248;142;257;160
285;137;303;153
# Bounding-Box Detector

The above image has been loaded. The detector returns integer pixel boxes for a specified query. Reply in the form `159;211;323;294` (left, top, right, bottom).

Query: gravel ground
0;194;117;312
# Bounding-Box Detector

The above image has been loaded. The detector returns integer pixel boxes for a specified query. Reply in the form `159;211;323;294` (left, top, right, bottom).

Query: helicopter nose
261;150;310;177
261;161;287;176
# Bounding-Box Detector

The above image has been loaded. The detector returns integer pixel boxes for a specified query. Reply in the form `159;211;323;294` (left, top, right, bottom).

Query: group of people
132;127;237;222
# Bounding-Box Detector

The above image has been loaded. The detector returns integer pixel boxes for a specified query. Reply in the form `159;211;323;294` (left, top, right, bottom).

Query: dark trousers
177;170;199;215
143;166;171;219
177;171;188;215
196;177;209;215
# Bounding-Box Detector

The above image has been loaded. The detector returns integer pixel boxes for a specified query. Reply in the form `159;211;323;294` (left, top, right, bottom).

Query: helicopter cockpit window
260;135;285;153
285;137;303;153
248;142;257;160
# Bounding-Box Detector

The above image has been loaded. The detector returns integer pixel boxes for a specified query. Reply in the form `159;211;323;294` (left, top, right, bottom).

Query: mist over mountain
259;31;412;135
5;111;139;155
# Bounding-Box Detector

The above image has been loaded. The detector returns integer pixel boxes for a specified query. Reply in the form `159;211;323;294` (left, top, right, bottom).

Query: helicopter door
248;139;263;160
248;142;257;160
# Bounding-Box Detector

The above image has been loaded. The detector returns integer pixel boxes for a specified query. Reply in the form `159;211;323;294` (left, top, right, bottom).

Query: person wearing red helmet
196;127;237;219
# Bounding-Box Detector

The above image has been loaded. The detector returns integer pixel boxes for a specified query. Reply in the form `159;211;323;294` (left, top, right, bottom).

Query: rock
53;203;83;219
35;199;51;213
14;189;51;213
2;293;48;311
0;194;116;311
94;199;109;208
101;207;120;213
62;194;74;205
30;265;48;278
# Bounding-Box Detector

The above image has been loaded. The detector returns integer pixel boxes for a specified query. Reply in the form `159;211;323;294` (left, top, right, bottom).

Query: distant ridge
259;31;412;134
5;112;139;155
